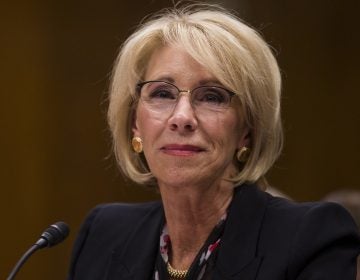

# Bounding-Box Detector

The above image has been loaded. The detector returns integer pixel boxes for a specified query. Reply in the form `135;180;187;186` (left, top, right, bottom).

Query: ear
237;126;251;149
131;109;140;137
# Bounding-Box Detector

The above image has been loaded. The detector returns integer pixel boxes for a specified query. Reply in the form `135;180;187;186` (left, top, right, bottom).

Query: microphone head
37;221;70;248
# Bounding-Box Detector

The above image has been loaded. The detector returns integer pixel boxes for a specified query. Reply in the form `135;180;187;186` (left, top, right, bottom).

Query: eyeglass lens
138;81;234;112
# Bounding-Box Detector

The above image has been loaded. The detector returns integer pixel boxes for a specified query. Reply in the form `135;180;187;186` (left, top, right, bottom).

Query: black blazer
68;185;360;279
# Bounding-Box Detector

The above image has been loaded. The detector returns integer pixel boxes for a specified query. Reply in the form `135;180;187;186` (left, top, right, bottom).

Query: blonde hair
108;4;283;188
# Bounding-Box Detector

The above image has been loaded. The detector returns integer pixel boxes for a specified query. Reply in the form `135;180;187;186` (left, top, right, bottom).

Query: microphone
7;221;70;280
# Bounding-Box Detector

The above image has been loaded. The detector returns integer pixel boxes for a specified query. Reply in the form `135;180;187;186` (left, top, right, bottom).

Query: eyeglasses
136;80;236;114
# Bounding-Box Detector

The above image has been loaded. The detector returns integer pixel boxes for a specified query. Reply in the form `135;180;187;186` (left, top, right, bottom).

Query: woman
68;4;360;280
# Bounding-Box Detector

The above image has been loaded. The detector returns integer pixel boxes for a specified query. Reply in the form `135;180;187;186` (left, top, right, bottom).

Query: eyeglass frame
135;80;237;112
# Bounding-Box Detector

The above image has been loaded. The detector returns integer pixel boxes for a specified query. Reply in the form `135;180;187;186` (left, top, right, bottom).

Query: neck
159;180;234;270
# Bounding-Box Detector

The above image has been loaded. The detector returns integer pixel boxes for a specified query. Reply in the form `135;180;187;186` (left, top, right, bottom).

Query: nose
167;94;198;133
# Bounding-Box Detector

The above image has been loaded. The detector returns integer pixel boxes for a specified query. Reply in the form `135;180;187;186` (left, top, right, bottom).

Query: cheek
199;111;241;142
135;106;164;141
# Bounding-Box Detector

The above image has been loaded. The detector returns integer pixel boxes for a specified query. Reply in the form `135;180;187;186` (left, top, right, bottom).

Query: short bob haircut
108;4;283;188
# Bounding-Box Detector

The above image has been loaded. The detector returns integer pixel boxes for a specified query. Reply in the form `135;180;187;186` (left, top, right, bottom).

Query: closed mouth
161;144;206;155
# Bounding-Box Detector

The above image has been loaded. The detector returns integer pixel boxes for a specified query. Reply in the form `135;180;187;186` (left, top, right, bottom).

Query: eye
194;87;228;105
149;88;176;99
142;82;178;101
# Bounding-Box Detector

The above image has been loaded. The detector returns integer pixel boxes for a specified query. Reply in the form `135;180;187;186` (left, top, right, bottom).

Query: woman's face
133;45;249;188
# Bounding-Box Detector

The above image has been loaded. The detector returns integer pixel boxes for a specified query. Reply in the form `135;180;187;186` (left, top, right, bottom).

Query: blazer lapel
105;202;165;280
214;184;268;279
103;185;268;280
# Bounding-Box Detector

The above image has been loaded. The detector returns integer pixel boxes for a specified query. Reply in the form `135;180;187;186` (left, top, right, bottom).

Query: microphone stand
6;222;69;280
7;244;41;280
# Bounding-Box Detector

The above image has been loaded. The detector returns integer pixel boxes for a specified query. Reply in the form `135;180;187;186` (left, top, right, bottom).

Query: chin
155;168;204;187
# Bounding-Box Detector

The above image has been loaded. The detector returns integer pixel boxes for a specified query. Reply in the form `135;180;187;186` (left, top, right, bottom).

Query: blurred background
1;0;359;279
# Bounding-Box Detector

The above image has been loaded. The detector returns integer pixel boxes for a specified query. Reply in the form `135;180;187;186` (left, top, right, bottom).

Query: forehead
144;44;217;85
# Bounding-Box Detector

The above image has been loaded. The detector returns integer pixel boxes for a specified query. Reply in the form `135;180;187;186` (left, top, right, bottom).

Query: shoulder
263;189;358;234
218;184;359;279
229;184;359;254
85;201;163;226
259;188;359;248
237;184;355;228
264;191;351;223
77;200;163;243
67;201;163;279
256;188;360;279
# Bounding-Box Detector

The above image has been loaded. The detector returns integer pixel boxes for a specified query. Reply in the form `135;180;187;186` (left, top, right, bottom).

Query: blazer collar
214;184;268;279
105;184;268;280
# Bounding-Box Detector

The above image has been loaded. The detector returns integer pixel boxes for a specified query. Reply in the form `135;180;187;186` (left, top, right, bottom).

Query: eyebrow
147;75;223;87
150;76;174;83
198;79;223;86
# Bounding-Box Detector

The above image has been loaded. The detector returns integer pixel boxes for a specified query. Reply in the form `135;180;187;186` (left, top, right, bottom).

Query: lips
161;144;205;156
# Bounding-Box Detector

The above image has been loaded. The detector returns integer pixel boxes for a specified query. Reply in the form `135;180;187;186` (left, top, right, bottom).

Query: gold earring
132;137;143;153
237;147;250;162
